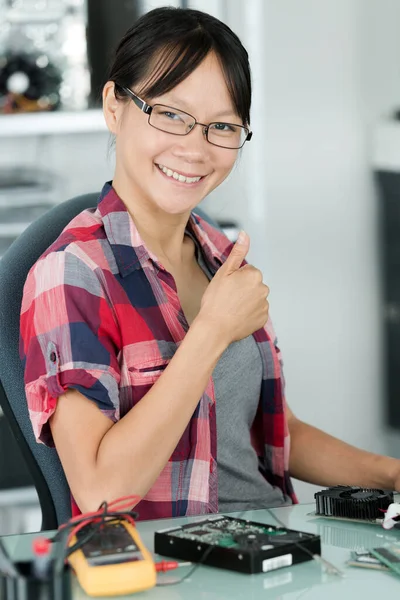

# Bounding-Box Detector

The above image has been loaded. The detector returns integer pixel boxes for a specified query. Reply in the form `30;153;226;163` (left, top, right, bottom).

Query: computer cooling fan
315;486;394;521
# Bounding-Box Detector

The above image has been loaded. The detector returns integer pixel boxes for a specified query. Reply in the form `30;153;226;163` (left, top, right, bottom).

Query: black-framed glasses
119;85;253;150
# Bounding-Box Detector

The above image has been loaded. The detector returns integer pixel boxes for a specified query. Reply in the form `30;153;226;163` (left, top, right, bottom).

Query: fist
199;231;270;345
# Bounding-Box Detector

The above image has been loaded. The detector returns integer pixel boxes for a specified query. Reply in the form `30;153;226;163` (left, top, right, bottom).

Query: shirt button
49;351;57;363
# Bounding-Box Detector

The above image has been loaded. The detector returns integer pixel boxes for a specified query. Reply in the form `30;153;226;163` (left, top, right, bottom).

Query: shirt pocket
129;359;169;385
125;341;175;385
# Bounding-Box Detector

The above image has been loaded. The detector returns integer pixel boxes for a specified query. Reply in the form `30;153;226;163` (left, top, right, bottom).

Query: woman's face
104;52;241;216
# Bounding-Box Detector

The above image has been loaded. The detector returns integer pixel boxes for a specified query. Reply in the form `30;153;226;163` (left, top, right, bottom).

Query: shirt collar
96;182;224;278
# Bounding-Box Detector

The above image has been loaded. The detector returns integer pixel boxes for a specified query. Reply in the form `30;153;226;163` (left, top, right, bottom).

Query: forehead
153;53;237;118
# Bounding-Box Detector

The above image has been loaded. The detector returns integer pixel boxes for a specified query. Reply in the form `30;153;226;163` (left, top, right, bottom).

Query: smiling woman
102;41;250;219
20;6;400;525
20;7;284;521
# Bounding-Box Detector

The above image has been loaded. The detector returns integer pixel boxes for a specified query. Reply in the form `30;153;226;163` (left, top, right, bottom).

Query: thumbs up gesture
199;231;270;345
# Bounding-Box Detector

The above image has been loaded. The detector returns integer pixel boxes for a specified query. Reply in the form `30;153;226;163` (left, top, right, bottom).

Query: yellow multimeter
67;520;156;597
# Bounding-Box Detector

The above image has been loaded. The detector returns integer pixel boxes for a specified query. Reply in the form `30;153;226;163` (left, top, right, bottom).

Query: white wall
360;0;400;460
200;0;400;501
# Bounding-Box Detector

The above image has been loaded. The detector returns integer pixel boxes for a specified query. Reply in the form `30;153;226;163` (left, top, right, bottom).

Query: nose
171;123;210;163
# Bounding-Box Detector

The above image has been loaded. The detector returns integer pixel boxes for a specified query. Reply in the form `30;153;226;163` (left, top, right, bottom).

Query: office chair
0;192;220;530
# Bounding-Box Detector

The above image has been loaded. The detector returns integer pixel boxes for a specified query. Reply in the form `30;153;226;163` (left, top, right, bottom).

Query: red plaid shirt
20;182;297;519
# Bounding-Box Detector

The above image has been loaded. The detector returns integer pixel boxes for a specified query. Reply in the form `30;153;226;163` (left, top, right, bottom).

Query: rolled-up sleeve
20;249;121;447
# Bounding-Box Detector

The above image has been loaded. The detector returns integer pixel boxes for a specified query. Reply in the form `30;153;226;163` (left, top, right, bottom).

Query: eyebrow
161;95;238;121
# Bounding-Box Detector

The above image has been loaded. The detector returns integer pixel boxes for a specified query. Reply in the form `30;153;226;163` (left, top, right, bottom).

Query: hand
393;461;400;492
377;456;400;492
198;231;270;345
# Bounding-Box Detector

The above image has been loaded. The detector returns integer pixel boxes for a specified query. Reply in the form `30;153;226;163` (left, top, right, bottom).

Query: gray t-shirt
191;235;290;512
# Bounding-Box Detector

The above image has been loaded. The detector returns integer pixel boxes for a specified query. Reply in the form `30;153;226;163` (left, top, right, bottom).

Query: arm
48;231;268;513
286;404;400;490
50;317;226;513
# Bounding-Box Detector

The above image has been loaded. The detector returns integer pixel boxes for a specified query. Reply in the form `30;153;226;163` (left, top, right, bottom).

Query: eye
161;110;183;121
211;122;237;133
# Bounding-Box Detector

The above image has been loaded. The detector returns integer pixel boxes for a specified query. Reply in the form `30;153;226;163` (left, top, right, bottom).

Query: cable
50;494;141;565
265;507;344;577
156;542;215;586
65;513;138;556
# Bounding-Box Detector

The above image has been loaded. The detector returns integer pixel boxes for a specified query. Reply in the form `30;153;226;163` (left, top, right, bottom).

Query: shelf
0;109;107;138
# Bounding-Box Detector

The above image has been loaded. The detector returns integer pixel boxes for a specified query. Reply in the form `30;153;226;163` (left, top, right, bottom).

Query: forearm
95;316;226;502
289;419;398;490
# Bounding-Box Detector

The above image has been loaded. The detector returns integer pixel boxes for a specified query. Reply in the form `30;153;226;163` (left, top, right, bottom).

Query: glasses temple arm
120;86;152;114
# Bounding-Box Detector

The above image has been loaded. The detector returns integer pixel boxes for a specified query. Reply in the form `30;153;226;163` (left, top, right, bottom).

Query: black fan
315;486;394;520
0;51;62;113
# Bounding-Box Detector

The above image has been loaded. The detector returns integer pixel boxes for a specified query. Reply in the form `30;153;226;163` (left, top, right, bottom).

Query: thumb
220;230;250;274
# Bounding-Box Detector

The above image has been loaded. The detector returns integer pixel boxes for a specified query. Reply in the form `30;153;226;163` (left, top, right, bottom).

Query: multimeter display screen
76;522;144;566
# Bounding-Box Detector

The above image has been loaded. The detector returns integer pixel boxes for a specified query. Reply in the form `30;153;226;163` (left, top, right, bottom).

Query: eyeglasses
119;85;253;150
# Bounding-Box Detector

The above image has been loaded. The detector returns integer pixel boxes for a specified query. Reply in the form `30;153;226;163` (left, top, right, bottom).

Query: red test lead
32;537;52;580
156;560;192;572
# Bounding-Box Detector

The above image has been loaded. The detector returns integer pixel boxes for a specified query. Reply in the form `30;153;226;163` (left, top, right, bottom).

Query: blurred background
1;0;400;534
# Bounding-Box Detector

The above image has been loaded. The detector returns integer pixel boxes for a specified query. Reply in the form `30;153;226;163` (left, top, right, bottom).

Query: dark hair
107;7;251;126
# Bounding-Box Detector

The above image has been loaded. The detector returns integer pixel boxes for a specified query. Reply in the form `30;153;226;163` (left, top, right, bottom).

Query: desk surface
1;503;400;599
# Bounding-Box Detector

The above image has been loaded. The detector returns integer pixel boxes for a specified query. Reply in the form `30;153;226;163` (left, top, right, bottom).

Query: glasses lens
207;123;247;149
150;105;195;135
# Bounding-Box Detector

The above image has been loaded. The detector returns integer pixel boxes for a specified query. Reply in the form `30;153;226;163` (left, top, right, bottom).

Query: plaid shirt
20;182;297;520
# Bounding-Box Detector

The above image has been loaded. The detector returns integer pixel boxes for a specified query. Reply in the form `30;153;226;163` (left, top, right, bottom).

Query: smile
156;163;205;184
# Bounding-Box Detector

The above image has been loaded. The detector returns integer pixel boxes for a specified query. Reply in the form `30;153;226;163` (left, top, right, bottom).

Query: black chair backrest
0;193;99;529
0;192;220;530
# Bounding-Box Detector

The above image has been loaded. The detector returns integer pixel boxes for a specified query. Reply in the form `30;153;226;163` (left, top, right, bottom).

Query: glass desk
1;502;400;599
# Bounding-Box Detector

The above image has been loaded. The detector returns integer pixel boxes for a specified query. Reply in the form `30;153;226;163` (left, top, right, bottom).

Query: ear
102;81;125;135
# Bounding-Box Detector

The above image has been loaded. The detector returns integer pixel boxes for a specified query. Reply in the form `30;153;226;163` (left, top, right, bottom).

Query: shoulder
32;206;114;276
21;208;115;313
42;207;107;259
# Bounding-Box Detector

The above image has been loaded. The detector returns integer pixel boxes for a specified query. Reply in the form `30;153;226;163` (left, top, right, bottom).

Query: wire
55;494;141;536
51;494;141;566
65;513;138;556
265;507;344;577
66;523;98;557
49;492;212;588
156;542;215;586
54;498;138;534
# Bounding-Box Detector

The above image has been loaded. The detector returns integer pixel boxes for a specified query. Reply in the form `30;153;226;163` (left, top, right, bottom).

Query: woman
20;7;400;521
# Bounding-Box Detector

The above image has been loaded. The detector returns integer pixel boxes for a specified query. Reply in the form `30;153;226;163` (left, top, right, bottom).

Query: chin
159;205;194;216
153;197;199;216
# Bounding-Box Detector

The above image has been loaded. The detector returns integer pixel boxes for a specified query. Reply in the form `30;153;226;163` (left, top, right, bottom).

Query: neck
112;178;193;267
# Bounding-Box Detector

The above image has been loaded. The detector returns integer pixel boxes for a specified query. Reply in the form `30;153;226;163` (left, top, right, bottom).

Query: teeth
157;164;202;184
